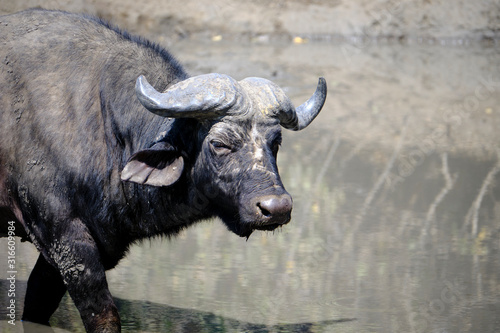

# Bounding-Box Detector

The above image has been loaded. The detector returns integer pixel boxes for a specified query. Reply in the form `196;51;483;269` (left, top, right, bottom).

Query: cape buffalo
0;9;326;332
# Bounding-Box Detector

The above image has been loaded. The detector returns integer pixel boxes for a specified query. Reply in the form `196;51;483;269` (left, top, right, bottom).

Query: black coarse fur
0;9;294;332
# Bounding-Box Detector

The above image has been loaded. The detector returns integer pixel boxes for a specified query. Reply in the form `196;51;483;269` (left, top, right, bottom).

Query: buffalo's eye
210;140;233;154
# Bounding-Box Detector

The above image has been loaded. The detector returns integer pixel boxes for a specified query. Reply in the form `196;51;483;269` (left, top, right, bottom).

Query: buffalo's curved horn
135;74;243;119
278;77;327;131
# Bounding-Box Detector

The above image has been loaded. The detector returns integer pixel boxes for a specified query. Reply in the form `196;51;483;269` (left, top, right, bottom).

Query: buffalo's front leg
22;254;67;325
50;219;121;332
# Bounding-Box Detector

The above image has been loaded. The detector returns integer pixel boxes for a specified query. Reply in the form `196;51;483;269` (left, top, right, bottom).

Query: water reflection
1;40;499;332
115;297;354;333
0;280;354;333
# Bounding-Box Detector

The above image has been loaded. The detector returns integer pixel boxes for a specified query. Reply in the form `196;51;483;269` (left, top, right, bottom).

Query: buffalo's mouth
222;212;292;239
232;222;289;239
253;223;285;231
252;211;291;231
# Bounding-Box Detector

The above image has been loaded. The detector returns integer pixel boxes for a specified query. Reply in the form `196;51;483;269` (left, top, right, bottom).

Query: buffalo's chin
221;218;254;238
221;216;285;239
252;223;284;232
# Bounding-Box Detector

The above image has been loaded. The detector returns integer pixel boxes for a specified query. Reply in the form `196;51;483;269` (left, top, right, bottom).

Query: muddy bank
1;0;499;41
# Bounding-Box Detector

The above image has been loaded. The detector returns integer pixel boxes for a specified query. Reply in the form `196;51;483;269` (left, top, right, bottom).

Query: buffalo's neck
96;52;208;264
122;181;213;240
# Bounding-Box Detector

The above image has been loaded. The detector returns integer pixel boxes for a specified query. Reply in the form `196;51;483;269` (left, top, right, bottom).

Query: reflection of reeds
313;135;341;191
358;114;409;221
425;152;458;222
419;152;458;247
464;149;500;237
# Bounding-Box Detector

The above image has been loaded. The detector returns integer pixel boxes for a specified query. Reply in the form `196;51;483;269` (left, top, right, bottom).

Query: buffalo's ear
121;142;184;187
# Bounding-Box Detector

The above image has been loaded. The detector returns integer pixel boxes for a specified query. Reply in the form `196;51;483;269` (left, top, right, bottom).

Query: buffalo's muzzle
252;194;292;229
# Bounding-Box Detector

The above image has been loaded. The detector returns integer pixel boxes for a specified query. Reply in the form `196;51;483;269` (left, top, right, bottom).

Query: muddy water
1;39;500;332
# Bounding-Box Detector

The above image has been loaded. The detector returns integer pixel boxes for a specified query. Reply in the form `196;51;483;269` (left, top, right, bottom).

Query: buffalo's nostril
256;194;292;224
257;203;272;218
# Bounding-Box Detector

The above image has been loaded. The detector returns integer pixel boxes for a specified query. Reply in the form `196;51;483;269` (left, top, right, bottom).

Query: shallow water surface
1;39;499;332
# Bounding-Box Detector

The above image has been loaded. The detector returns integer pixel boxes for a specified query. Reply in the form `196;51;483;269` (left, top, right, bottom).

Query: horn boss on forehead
136;74;327;130
135;74;245;119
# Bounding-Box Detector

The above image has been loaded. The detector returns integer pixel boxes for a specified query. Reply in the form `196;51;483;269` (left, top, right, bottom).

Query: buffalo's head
121;73;327;237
